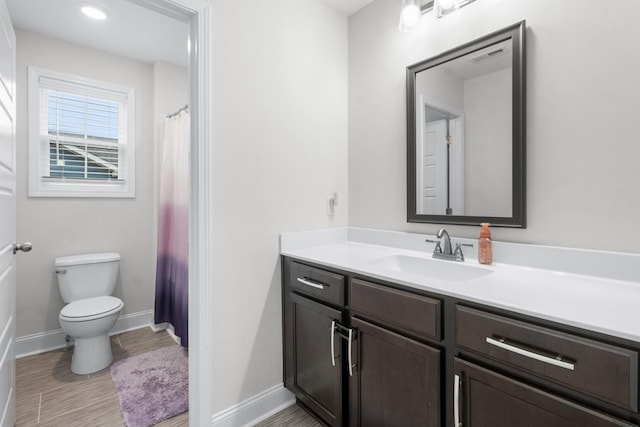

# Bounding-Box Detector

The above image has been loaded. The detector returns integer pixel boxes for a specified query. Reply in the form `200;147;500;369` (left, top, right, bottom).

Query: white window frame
27;67;136;198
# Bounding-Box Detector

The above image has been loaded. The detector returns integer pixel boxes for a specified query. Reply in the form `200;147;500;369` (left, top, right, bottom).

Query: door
454;358;635;427
0;1;16;426
349;317;441;427
418;119;447;215
291;293;344;427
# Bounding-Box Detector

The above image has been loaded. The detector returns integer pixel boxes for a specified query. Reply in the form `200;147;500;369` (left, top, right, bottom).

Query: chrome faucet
436;228;453;256
426;228;473;262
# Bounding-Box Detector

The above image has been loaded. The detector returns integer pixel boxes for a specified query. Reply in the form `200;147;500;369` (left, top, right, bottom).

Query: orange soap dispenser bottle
478;223;492;265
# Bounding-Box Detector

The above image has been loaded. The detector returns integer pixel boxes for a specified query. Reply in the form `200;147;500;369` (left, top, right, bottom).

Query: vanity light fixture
81;4;108;20
399;0;476;32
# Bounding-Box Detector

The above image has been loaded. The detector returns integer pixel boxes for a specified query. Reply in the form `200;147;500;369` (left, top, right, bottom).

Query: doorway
7;0;212;424
134;2;213;423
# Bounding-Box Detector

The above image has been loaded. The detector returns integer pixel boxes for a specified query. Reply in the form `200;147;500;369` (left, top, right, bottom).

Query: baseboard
112;309;154;334
211;384;295;427
149;321;169;332
15;310;154;358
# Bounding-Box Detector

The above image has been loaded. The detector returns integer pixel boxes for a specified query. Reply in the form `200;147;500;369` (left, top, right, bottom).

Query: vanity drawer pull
289;261;345;305
486;337;575;371
297;277;325;290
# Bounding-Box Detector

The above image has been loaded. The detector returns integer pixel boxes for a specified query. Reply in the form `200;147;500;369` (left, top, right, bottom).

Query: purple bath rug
110;345;188;427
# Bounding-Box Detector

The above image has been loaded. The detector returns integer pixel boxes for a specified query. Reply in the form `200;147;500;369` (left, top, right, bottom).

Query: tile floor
15;328;188;426
254;404;322;427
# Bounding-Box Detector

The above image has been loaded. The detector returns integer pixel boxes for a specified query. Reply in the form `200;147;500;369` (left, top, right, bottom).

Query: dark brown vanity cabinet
349;278;442;427
283;259;442;427
284;260;348;426
282;256;640;426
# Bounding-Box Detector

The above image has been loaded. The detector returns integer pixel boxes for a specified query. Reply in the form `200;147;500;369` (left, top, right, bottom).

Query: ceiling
6;0;189;67
6;0;376;68
321;0;376;15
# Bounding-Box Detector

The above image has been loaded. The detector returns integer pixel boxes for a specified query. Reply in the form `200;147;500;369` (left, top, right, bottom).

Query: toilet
56;252;124;374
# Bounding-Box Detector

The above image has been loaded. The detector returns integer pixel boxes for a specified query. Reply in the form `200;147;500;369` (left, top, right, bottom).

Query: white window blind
40;77;126;181
28;67;136;198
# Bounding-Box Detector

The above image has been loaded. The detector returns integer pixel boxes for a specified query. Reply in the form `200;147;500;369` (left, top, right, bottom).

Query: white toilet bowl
59;296;123;374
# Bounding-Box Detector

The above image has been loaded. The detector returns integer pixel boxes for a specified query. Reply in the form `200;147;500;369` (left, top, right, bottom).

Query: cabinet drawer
351;278;441;341
290;261;345;306
455;305;638;411
455;358;636;427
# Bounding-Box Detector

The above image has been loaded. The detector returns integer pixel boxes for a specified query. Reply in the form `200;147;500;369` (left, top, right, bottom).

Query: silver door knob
13;242;32;254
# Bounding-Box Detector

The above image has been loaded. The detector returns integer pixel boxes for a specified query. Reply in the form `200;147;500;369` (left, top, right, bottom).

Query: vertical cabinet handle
347;328;354;377
331;320;336;366
454;374;462;427
330;322;356;375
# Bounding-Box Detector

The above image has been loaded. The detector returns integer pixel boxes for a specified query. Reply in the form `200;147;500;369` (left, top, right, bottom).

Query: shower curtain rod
167;104;189;118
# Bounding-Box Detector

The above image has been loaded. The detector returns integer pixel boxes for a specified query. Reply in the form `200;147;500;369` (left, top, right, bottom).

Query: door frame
132;0;213;425
185;1;214;424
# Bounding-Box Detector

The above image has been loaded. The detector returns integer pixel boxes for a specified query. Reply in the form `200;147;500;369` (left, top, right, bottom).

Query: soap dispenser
478;223;492;265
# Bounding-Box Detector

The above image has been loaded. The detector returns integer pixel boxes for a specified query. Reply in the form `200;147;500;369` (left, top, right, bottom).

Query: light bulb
402;5;420;25
439;0;456;11
81;5;108;20
399;0;422;32
435;0;461;17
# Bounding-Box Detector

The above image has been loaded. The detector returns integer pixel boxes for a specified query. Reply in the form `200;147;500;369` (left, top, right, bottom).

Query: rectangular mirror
407;21;526;227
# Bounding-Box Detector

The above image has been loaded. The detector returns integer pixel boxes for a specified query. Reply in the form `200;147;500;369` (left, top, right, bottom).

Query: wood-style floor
15;328;188;426
254;404;322;427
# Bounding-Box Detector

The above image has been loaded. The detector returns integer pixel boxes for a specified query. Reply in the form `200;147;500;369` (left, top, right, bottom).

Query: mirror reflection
407;21;526;227
415;39;512;217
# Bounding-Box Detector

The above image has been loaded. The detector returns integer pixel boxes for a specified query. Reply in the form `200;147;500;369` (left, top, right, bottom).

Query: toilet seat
60;296;123;322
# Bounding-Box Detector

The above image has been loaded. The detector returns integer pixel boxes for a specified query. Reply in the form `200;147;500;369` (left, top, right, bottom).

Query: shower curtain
154;109;190;347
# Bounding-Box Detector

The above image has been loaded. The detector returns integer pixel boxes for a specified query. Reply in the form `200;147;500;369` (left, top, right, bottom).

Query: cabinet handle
454;374;462;427
297;277;325;290
331;320;336;366
332;323;356;375
486;337;575;371
347;328;354;377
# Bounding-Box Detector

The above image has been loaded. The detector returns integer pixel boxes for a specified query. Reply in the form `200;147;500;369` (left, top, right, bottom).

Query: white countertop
280;228;640;343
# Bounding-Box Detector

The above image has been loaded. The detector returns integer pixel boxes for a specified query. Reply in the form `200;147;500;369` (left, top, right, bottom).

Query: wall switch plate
327;193;338;216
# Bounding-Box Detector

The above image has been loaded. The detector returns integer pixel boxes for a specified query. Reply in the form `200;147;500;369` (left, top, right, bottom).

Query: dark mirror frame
407;21;526;228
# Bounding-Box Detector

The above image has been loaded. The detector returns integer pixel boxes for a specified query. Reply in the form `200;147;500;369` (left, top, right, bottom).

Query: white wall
153;61;188;158
464;67;512;217
349;0;640;253
209;0;349;413
416;65;464;113
15;30;156;337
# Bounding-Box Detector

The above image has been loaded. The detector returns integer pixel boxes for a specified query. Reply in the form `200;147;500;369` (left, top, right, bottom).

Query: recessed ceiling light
81;5;108;20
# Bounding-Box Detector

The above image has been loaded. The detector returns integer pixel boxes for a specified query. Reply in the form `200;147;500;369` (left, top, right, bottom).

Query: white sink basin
369;254;493;282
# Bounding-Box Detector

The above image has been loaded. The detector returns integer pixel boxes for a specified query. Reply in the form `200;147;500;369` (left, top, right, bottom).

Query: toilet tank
55;253;121;303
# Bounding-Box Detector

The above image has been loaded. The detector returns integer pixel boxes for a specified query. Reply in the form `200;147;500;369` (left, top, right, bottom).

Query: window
28;67;135;197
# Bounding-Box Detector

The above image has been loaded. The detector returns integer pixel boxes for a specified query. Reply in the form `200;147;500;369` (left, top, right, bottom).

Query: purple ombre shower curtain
154;109;189;347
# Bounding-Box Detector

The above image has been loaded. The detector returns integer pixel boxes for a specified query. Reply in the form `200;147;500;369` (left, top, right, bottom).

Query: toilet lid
60;296;123;320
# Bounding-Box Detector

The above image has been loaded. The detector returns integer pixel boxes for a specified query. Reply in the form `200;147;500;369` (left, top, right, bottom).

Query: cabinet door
291;293;343;426
454;358;636;427
349;317;441;427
